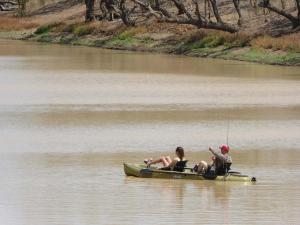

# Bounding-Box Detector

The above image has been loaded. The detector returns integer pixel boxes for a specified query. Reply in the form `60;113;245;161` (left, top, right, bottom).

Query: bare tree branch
232;0;242;25
0;0;17;4
152;0;172;18
258;0;300;27
209;0;222;23
120;0;136;26
154;0;237;32
193;0;202;23
296;0;300;19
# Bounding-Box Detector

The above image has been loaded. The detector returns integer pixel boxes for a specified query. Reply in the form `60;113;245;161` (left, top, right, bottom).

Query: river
0;39;300;225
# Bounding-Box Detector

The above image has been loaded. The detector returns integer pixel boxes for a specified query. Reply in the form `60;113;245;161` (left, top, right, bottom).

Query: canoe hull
124;163;256;182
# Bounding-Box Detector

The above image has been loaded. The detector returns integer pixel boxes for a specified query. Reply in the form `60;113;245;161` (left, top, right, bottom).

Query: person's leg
161;156;171;167
148;156;170;167
165;156;172;164
197;161;208;174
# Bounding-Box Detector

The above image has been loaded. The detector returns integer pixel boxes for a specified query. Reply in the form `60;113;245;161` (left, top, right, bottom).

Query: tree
16;0;28;16
99;0;120;21
209;0;222;23
296;0;300;19
258;0;300;28
94;0;247;33
119;0;136;26
85;0;95;22
280;0;286;9
130;0;238;32
0;0;17;11
232;0;242;25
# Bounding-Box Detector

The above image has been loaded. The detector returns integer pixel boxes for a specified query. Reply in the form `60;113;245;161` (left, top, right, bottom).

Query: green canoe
124;163;256;182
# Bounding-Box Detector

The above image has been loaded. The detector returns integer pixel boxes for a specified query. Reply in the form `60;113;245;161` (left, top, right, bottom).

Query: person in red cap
194;145;232;175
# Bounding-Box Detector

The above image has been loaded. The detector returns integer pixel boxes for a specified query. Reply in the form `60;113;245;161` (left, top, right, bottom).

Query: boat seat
160;160;188;172
173;160;188;172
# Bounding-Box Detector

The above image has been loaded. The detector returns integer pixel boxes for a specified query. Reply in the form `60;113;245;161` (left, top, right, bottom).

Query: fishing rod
226;112;230;147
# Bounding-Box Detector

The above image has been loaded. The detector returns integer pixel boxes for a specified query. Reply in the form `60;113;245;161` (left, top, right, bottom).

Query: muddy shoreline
0;25;300;66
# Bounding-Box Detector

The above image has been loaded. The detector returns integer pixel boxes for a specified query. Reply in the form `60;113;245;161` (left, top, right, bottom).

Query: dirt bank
0;0;299;66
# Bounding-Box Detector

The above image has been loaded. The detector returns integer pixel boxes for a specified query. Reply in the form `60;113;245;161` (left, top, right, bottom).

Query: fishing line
226;112;230;146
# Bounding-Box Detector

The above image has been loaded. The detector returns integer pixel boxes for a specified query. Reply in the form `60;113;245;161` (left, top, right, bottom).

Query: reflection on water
0;39;300;225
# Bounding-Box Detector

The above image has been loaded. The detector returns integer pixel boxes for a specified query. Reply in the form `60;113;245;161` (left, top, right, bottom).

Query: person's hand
209;147;213;152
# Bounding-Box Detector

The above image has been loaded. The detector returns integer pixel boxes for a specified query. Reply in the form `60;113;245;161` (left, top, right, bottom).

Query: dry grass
0;17;39;31
187;29;251;47
251;33;300;52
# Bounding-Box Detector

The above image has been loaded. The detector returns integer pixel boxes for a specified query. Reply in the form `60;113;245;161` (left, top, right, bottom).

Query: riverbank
1;17;300;66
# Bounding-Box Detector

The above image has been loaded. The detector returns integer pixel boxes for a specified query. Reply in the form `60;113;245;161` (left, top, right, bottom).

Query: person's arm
209;147;232;163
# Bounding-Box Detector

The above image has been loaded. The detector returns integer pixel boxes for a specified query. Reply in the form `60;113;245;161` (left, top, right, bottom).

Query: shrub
63;23;77;33
203;36;225;47
34;25;51;34
34;22;63;35
185;30;251;50
118;30;135;40
73;25;94;36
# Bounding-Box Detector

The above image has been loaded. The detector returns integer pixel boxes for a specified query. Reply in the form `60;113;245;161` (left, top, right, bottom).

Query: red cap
220;145;229;153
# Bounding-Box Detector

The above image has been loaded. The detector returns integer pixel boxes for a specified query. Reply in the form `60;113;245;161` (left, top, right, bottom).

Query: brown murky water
0;39;300;225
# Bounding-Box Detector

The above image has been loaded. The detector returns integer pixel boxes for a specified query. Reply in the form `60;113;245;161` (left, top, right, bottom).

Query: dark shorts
206;165;226;176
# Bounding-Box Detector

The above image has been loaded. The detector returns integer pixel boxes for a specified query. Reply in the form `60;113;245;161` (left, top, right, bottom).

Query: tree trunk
204;0;207;18
250;0;258;15
85;0;95;22
171;0;185;15
280;0;285;9
209;0;222;23
152;0;172;17
208;0;211;20
17;0;27;16
120;0;135;26
232;0;242;25
296;0;300;19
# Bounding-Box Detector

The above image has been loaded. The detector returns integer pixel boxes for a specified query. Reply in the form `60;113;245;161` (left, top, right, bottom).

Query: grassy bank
1;19;300;66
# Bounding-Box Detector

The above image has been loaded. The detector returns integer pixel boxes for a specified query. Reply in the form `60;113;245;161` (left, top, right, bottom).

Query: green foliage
93;39;107;47
243;49;300;64
35;25;51;35
183;35;224;51
36;34;54;42
182;31;251;52
118;30;135;40
223;48;300;65
201;36;225;48
73;25;94;36
58;36;77;44
139;36;154;44
34;22;62;35
103;31;136;47
63;24;77;33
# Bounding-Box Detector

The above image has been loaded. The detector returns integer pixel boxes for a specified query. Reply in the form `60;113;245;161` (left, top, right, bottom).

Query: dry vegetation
251;33;300;52
0;16;38;30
